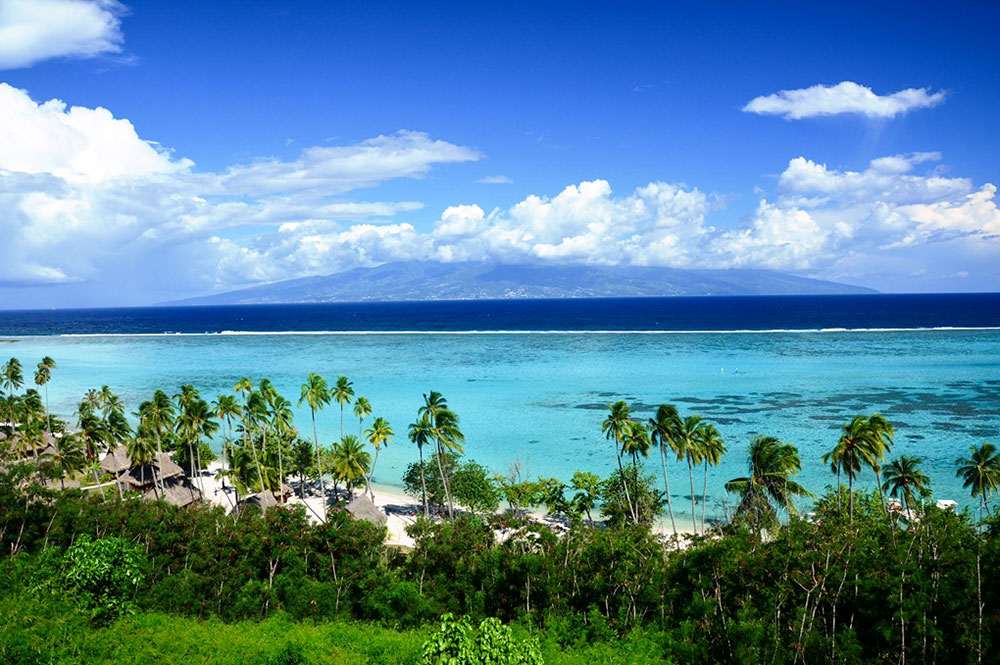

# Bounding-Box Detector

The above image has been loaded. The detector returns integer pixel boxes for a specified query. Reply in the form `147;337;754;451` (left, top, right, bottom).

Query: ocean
2;293;999;523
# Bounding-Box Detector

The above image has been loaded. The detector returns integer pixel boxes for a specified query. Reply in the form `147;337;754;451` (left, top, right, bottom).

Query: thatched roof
345;494;387;525
101;446;132;474
142;478;202;507
117;453;183;488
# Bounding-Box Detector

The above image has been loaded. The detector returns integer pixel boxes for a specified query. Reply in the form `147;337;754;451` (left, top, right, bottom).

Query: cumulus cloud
742;81;946;120
0;84;477;303
2;83;998;305
0;0;126;69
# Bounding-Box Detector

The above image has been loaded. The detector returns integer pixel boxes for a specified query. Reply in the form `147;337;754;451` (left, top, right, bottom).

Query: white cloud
0;0;126;69
476;175;514;184
742;81;946;120
0;84;478;303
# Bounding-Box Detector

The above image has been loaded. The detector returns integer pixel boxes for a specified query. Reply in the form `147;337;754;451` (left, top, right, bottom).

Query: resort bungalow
236;483;295;514
345;494;387;526
104;446;204;507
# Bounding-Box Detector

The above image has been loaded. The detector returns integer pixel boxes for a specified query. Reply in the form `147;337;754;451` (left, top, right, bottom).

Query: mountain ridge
165;261;877;305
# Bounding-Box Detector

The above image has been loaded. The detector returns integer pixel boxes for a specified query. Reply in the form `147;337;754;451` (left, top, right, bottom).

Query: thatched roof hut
141;478;203;507
345;494;387;525
117;453;183;490
100;446;132;475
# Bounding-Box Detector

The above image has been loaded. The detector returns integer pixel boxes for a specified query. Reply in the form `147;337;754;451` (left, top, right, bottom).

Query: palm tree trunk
614;438;634;523
658;443;678;537
418;445;429;517
435;439;454;518
277;434;284;503
849;474;855;522
367;447;379;501
701;461;709;532
154;431;165;496
687;457;697;535
45;384;51;433
196;440;204;494
836;467;842;515
311;410;326;522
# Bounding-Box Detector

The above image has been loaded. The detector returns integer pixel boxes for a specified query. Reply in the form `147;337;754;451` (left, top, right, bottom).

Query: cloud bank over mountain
0;83;997;306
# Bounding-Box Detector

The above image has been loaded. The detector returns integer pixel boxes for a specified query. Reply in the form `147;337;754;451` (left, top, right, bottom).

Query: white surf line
46;325;1000;338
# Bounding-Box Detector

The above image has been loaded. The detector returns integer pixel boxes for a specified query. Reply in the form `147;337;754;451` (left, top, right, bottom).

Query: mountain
166;262;875;305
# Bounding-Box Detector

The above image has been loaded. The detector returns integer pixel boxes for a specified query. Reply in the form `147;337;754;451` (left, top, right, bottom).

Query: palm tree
138;390;175;496
621;419;651;523
825;416;884;521
77;403;108;497
602;401;635;522
956;442;1000;522
270;395;295;500
178;396;219;495
331;435;371;500
698;423;726;532
34;356;56;433
2;358;24;436
354;396;372;439
419;391;465;518
299;373;331;521
671;415;708;534
725;436;812;532
212;394;241;496
408;415;434;517
126;433;158;496
333;375;354;439
882;455;931;518
649;404;680;536
364;416;393;501
51;433;85;490
234;378;268;499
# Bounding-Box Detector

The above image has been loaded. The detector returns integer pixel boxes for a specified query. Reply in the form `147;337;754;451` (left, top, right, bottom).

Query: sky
0;0;999;308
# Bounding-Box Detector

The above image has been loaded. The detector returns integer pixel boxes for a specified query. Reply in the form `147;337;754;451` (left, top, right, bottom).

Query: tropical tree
648;404;680;536
234;379;266;499
137;390;175;496
419;391;465;518
270;394;295;500
333;375;354;439
825;414;894;521
331;435;371;500
126;433;158;497
621;419;651;523
50;432;86;490
698;423;726;532
364;416;393;500
956;442;1000;521
299;373;331;521
602;401;635;522
2;357;23;435
671;414;708;534
34;356;56;432
408;415;434;517
354;396;372;439
725;435;812;533
177;393;219;494
212;394;241;495
882;455;931;517
76;403;108;495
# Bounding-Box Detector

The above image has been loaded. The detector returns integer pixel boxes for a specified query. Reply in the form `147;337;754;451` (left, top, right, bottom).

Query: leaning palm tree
212;394;241;494
270;395;295;500
956;442;1000;522
697;423;726;532
331;435;371;500
882;455;931;518
419;392;465;518
602;401;635;522
826;416;882;521
649;404;680;536
621;419;651;523
333;375;354;439
138;390;175;496
299;373;331;521
364;416;393;501
354;396;372;439
179;396;219;495
671;414;708;534
408;415;434;517
34;356;56;433
725;435;812;533
2;358;24;436
76;404;108;497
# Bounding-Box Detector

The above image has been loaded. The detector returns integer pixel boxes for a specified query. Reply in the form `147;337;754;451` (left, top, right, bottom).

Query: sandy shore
196;462;697;549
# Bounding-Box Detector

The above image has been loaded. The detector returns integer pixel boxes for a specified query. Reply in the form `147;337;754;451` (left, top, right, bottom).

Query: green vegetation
2;355;1000;663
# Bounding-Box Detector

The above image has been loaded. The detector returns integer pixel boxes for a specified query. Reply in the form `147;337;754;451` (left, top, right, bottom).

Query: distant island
166;261;875;305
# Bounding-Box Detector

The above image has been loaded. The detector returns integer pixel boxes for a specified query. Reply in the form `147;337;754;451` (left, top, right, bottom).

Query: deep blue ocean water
2;294;998;525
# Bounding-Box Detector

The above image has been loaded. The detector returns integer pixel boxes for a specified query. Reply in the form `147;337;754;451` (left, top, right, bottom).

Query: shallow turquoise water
5;330;999;520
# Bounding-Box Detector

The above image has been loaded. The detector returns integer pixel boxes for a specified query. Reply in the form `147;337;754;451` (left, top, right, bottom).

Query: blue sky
1;0;998;307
